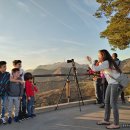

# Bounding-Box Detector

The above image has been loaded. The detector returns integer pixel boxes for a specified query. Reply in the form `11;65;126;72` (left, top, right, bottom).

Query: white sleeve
10;71;13;77
20;69;25;81
89;61;109;72
22;69;25;75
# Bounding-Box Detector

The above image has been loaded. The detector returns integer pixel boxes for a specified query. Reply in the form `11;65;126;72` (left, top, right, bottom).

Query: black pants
96;78;103;104
18;91;27;119
121;91;125;102
101;78;108;103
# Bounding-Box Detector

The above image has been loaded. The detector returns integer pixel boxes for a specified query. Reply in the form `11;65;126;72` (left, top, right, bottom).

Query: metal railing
33;72;130;108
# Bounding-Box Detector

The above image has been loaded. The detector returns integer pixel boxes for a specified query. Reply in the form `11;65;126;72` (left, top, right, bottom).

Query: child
8;68;23;124
0;61;10;124
24;72;38;118
11;60;27;120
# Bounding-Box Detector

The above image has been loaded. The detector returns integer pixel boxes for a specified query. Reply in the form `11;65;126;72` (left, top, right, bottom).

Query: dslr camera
67;59;74;63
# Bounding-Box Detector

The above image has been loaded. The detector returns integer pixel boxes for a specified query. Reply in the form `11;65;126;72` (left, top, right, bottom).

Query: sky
0;0;130;71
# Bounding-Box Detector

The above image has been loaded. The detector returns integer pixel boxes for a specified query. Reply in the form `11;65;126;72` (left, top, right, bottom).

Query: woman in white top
87;49;121;129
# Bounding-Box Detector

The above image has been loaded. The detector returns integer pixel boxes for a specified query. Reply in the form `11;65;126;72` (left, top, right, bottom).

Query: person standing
0;61;10;124
89;60;108;107
112;53;125;104
99;71;108;108
11;60;27;120
24;72;38;118
87;49;121;129
8;68;23;124
92;60;103;104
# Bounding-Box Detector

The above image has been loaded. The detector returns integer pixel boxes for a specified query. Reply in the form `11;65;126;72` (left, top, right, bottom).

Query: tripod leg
75;83;82;111
74;73;84;106
55;68;72;110
73;70;84;112
77;85;84;106
55;83;66;110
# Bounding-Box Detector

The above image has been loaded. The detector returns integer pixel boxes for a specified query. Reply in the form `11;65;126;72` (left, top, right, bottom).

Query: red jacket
25;81;38;97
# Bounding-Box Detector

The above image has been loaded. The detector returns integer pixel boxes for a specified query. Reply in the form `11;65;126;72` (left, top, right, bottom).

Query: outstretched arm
10;76;24;85
86;56;109;72
90;61;109;72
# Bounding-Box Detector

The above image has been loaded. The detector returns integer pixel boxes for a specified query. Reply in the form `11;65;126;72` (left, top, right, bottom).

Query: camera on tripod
55;58;84;111
67;59;74;63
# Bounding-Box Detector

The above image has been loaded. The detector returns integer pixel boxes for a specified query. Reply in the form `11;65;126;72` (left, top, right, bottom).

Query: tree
95;0;130;50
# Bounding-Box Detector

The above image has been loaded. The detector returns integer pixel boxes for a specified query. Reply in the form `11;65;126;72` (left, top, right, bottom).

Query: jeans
104;84;120;125
8;97;20;117
0;96;8;118
27;97;35;116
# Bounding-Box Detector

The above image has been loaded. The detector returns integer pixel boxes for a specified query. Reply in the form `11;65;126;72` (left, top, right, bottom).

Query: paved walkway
0;103;130;130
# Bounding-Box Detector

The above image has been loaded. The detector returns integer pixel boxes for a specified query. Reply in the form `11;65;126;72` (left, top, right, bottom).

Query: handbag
108;73;130;90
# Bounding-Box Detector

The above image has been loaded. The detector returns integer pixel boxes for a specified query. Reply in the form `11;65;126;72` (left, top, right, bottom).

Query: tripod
55;59;84;111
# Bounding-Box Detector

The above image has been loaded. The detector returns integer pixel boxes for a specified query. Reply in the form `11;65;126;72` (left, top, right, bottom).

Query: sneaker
8;117;12;124
27;115;33;119
1;118;7;124
14;116;19;122
24;114;30;120
18;115;24;121
100;104;105;108
0;119;3;124
31;114;36;118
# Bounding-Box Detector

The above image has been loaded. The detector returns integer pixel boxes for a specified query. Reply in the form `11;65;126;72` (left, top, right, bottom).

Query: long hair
99;49;121;73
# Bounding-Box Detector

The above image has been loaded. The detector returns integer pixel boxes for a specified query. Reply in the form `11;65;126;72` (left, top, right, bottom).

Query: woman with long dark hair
87;49;121;129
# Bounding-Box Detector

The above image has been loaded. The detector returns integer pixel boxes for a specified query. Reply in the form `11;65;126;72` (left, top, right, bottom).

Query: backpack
0;72;10;96
108;73;130;90
108;59;130;90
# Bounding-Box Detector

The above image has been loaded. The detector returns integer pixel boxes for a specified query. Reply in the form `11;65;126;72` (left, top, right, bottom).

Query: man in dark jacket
0;61;10;124
112;53;126;103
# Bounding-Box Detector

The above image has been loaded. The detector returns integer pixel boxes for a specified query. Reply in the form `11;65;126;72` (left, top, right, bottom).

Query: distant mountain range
27;62;88;75
36;62;87;70
27;58;130;77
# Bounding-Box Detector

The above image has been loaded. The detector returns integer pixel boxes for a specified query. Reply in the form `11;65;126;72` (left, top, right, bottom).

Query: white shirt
89;60;120;84
19;68;25;81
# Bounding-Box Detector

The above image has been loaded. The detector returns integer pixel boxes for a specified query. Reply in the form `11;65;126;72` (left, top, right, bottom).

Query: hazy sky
0;0;130;71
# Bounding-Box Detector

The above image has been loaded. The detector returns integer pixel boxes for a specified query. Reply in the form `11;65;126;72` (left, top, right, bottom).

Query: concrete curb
35;96;130;114
35;99;96;114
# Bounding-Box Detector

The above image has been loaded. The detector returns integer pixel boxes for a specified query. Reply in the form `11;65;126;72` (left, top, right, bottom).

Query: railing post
66;80;70;103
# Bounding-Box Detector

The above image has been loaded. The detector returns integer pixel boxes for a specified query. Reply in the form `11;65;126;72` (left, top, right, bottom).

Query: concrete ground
0;103;130;130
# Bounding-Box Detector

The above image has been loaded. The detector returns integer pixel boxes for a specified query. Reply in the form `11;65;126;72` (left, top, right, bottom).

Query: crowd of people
87;50;125;129
0;60;38;125
0;50;127;129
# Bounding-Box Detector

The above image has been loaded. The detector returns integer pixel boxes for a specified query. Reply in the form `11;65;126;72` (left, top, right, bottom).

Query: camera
67;59;74;63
